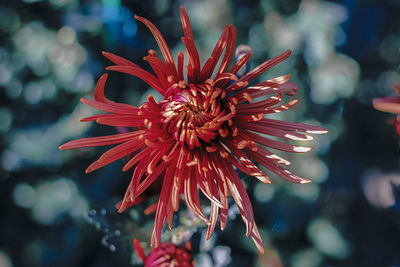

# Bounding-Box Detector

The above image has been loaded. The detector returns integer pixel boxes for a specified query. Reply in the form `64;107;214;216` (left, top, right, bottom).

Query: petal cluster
60;7;327;253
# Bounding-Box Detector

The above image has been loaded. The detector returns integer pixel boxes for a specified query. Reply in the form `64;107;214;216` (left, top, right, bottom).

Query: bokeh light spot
13;183;37;209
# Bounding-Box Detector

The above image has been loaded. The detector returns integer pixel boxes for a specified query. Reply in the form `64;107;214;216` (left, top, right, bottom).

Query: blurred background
1;0;400;266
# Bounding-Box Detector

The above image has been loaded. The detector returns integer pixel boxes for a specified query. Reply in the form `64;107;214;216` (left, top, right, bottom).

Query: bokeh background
1;0;400;266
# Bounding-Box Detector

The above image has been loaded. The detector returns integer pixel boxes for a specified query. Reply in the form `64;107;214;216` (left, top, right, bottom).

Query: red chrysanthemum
133;239;194;267
60;7;327;253
373;84;400;135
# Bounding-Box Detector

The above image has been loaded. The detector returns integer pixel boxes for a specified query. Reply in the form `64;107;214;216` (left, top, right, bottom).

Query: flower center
160;80;237;149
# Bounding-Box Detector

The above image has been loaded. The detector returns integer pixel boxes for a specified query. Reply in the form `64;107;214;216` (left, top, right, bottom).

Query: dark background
1;0;400;266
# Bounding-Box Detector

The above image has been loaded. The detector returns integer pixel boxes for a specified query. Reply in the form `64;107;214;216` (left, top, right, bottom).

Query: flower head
133;239;194;267
60;7;327;253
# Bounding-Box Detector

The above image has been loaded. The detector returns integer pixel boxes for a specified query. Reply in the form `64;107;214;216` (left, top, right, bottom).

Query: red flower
133;239;194;267
60;7;327;253
373;84;400;135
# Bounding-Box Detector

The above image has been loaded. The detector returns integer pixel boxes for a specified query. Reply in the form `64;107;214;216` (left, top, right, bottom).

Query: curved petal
180;7;201;82
373;97;400;114
135;15;178;82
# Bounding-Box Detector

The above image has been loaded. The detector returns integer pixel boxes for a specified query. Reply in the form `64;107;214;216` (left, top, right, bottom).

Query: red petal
260;100;299;114
224;50;291;92
80;98;139;115
135;15;178;82
240;50;291;82
245;149;312;184
184;167;208;223
106;65;165;95
214;72;238;86
122;146;153;172
373;97;400;114
182;37;201;83
217;25;237;75
59;130;146;150
180;6;194;40
206;202;219;240
80;114;112;122
96;115;145;127
219;193;229;230
93;74;112;103
199;26;230;81
219;140;271;184
236;92;283;113
258;118;328;134
143;55;173;91
133;239;147;263
220;158;255;237
244;146;291;166
102;51;137;67
229;52;252;75
151;162;175;247
85;135;148;173
177;52;184;81
120;159;149;211
180;7;201;82
245;131;313;153
135;160;168;197
250;224;265;254
115;195;145;210
235;121;314;141
233;75;291;102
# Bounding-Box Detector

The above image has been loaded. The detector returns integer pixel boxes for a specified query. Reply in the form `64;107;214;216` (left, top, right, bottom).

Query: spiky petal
60;6;327;253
